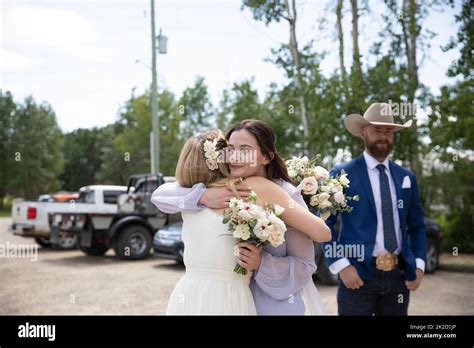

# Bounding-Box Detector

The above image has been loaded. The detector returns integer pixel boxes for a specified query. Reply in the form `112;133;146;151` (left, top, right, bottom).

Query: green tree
160;89;184;176
242;0;310;150
8;96;63;199
427;0;474;251
218;78;263;128
109;94;153;179
0;90;16;209
178;76;214;139
98;88;183;181
60;127;111;191
96;123;130;185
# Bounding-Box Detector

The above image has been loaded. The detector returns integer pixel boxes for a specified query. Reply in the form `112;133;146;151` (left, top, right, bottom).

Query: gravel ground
1;218;473;315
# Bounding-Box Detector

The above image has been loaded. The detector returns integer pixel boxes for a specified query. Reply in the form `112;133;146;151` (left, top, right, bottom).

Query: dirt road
1;218;473;315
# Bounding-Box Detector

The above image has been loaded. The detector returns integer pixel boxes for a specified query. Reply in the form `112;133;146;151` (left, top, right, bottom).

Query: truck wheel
52;232;79;250
35;237;52;248
425;238;439;273
78;242;109;256
77;235;108;256
114;225;152;260
316;258;339;286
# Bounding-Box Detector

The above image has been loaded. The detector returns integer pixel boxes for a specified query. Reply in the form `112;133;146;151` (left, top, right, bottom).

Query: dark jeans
337;267;410;316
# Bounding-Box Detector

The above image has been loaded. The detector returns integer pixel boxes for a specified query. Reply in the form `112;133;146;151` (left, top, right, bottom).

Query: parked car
38;194;53;202
153;221;184;263
49;174;173;260
423;217;442;273
51;192;80;202
152;217;442;283
9;185;127;250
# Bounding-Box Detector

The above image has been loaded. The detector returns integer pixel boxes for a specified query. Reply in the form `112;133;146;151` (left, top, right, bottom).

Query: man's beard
364;138;393;158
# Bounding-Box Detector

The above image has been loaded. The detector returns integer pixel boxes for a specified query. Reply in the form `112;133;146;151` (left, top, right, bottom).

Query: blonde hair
176;129;243;197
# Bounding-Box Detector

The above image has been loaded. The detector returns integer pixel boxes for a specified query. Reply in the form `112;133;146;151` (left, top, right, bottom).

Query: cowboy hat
344;102;413;137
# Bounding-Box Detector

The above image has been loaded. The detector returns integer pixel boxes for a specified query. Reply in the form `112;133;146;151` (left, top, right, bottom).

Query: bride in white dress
166;207;257;314
166;129;331;315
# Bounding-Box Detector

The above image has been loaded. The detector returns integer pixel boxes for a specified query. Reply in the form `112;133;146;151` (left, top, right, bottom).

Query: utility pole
150;0;159;174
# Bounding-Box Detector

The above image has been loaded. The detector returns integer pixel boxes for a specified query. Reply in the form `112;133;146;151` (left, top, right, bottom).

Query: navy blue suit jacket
322;154;427;281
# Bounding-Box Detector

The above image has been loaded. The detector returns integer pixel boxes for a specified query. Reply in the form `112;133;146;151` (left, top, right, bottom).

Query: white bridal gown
166;208;257;315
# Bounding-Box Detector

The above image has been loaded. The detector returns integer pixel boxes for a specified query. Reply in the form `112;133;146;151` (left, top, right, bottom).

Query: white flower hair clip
203;139;219;170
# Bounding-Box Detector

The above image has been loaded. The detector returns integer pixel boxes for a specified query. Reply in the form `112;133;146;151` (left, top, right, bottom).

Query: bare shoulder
244;176;276;188
243;176;288;199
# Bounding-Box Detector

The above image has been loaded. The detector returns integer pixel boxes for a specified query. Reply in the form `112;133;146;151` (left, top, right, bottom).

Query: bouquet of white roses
222;191;287;275
286;155;359;220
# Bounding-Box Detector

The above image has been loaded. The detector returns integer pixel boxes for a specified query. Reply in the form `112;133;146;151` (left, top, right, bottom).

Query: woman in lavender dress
152;119;328;315
165;129;330;315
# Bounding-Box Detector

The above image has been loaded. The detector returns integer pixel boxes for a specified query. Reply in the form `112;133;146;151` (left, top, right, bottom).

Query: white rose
268;213;287;233
320;185;330;192
313;166;329;180
288;168;298;178
206;159;218;170
310;194;320;207
233;224;251;240
319;192;330;202
339;174;350;187
248;205;264;218
238;209;253;221
301;176;318;195
331;184;343;193
319;199;333;209
268;228;285;247
253;218;271;240
333;191;345;204
205;150;218;160
203;139;216;152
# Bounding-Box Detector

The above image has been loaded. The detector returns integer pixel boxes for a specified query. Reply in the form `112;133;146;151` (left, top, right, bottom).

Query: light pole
149;0;167;174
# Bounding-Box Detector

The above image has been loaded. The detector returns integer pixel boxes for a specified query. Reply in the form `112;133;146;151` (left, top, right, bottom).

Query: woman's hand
237;242;262;271
198;185;251;209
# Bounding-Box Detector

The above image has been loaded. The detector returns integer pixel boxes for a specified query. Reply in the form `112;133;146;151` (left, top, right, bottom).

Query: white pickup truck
9;185;127;249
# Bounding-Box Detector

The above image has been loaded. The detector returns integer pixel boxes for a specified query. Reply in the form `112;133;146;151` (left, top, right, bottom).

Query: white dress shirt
329;151;425;275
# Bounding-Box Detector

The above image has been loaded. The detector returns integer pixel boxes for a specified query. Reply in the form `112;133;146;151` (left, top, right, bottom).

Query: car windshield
136;178;160;193
103;191;124;204
78;190;95;203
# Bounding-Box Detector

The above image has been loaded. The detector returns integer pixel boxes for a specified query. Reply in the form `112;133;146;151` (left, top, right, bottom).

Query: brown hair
225;119;292;182
175;129;243;197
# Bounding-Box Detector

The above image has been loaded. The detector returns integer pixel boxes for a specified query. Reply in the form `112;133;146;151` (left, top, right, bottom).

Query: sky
0;0;462;132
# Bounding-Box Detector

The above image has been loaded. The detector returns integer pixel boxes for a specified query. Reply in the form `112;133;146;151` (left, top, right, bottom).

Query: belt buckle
375;253;398;271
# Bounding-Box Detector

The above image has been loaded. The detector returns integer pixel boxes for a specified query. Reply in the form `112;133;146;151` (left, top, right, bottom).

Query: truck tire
35;237;52;248
51;232;79;250
113;225;152;260
77;236;109;256
316;258;339;286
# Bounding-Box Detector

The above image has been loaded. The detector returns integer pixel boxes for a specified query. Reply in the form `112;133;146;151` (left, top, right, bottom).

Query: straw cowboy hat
344;102;413;137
